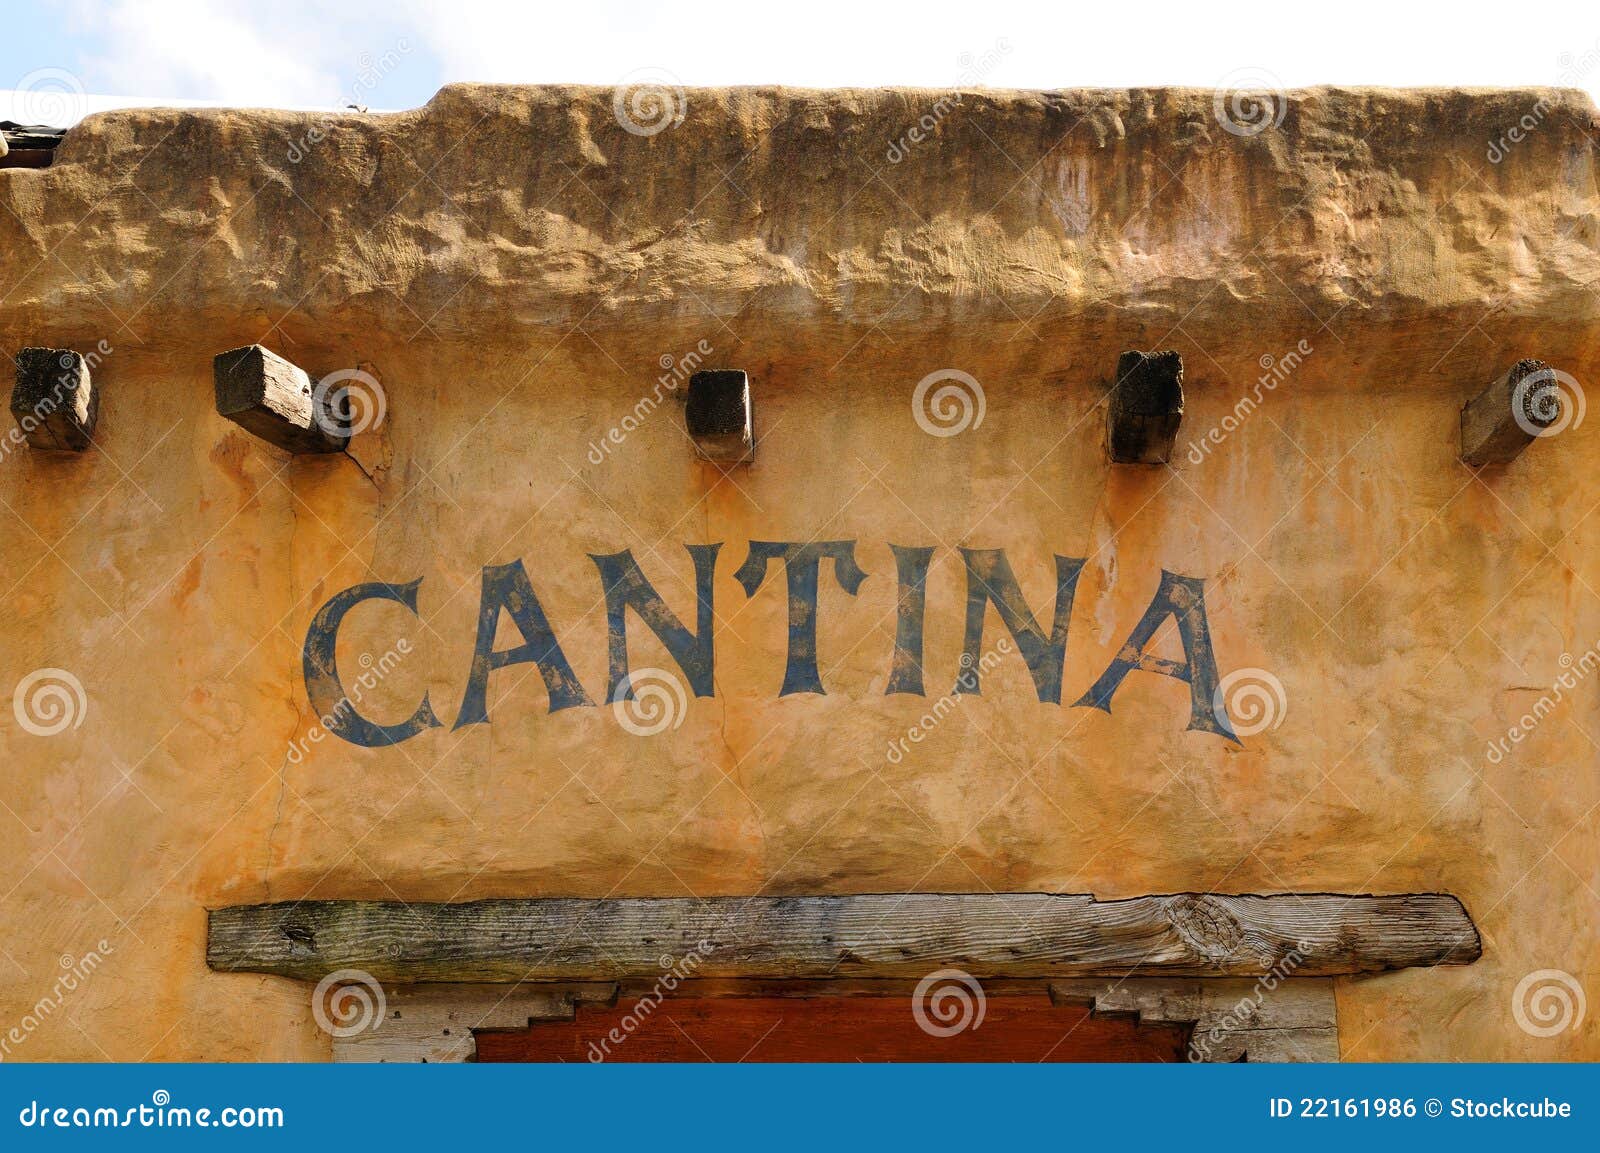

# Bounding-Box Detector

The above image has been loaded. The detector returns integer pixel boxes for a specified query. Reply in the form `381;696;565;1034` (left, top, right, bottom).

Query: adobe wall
0;84;1596;1059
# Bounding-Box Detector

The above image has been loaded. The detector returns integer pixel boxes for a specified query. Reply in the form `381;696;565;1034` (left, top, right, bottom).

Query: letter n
590;544;721;701
959;549;1084;703
453;560;593;728
1073;569;1237;742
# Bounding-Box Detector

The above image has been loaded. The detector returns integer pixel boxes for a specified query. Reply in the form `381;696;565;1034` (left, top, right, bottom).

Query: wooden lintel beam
207;892;1480;983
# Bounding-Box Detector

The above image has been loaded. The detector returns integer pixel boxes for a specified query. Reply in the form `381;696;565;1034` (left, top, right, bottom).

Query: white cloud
394;0;1600;92
18;0;1600;117
62;0;387;108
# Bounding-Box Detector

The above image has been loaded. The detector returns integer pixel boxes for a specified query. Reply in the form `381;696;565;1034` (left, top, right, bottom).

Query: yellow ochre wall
0;85;1596;1060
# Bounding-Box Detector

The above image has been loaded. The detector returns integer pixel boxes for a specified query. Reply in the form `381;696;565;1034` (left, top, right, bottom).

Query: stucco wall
0;84;1596;1060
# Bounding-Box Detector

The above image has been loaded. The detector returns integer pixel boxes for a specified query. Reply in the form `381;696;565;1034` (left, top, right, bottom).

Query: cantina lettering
303;541;1242;745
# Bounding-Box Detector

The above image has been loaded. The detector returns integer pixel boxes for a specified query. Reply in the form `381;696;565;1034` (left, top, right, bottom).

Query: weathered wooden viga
207;892;1481;983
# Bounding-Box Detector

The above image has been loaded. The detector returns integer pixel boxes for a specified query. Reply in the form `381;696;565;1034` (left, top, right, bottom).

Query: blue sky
4;0;1600;125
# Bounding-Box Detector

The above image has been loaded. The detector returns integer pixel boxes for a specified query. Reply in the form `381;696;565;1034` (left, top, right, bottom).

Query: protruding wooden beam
207;891;1481;983
1460;358;1562;466
10;347;99;451
1107;351;1184;464
685;369;753;462
213;344;346;454
0;124;66;170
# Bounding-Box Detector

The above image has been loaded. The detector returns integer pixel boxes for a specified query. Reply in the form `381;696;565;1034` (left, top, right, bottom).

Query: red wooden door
474;994;1191;1062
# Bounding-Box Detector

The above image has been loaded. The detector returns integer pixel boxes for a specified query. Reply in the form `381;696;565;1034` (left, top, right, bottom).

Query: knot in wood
1163;895;1245;963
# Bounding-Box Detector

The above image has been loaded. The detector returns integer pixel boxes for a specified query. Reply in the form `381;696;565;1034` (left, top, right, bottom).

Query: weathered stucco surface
0;84;1596;1060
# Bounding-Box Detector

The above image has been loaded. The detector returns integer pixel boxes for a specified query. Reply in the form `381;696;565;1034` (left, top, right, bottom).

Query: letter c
302;579;441;747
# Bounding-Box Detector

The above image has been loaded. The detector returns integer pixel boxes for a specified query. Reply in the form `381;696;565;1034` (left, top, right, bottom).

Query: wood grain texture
208;891;1481;983
331;982;617;1063
212;344;345;454
1052;977;1340;1062
1106;350;1184;464
1461;358;1557;465
11;347;97;451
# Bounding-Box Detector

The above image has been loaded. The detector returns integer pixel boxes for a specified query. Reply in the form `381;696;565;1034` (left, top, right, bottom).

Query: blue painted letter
959;549;1085;703
590;544;721;701
302;579;441;746
886;544;935;695
734;541;867;696
1073;569;1237;742
453;560;594;728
